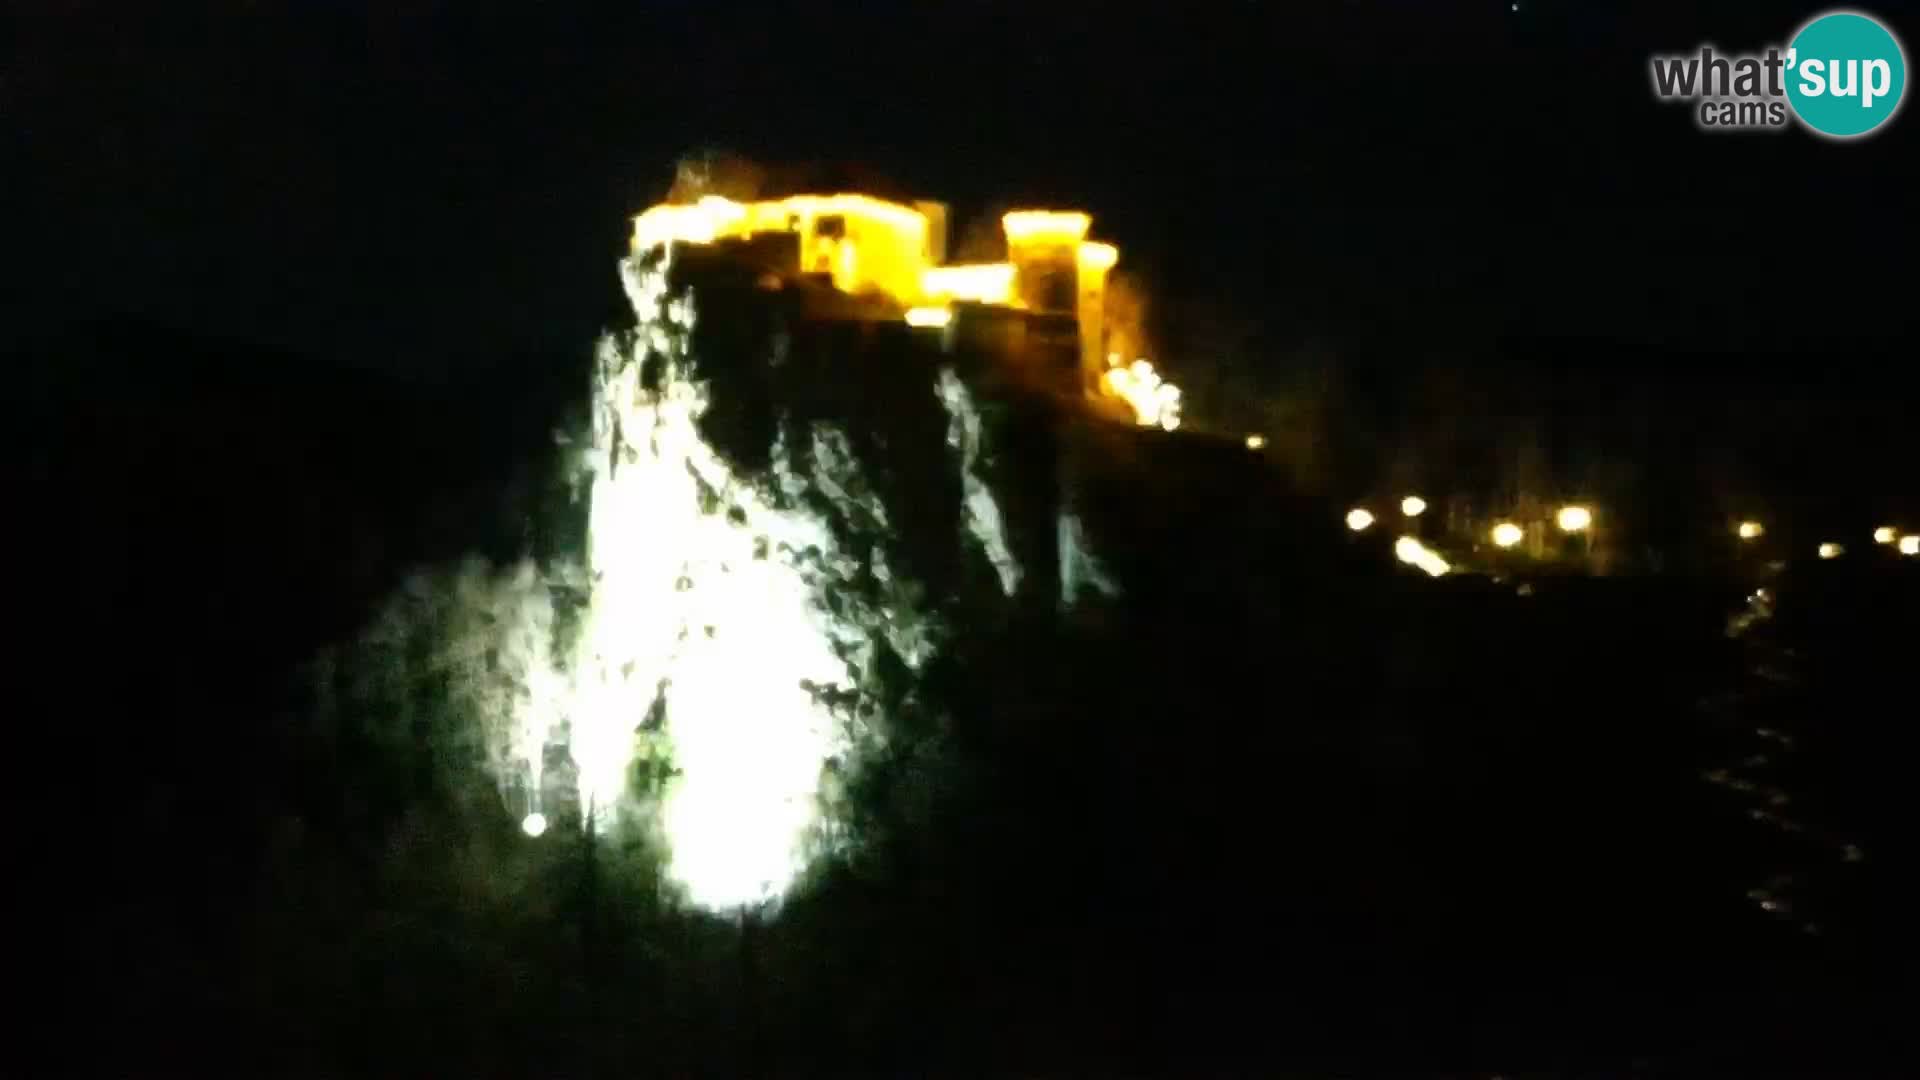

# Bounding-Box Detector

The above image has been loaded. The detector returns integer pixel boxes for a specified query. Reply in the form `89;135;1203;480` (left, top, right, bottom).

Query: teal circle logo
1786;11;1907;137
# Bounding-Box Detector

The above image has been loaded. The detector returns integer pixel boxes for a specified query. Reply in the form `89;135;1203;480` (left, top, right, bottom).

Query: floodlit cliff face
453;242;1126;911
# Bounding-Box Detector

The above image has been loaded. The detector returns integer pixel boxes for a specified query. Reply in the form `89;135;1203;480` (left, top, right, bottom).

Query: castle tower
1002;211;1116;394
1075;242;1116;396
1002;210;1088;315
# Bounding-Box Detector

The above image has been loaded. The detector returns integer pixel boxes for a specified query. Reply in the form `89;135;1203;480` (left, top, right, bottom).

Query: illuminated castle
629;193;1164;420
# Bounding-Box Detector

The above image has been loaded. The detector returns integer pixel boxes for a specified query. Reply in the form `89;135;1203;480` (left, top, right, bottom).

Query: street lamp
1873;526;1896;545
1401;495;1427;518
1556;505;1592;532
1394;536;1450;577
1346;508;1375;532
1737;521;1765;540
1491;522;1524;548
1818;542;1844;560
1900;535;1920;556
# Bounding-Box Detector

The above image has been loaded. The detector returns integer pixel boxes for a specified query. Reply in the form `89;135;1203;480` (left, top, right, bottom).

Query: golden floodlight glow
1100;358;1182;431
627;192;943;306
1401;495;1427;518
921;262;1015;305
1077;241;1118;272
1245;434;1266;450
1394;536;1451;577
1557;505;1593;532
838;239;857;282
1346;508;1375;532
904;305;953;328
1738;521;1766;540
1492;522;1525;548
1873;526;1896;544
631;198;736;252
630;193;931;283
1899;535;1920;556
1818;542;1843;559
1002;210;1091;245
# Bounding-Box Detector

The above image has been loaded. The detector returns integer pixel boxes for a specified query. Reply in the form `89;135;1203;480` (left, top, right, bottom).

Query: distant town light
1491;522;1524;549
1346;508;1375;532
1900;535;1920;556
1738;521;1765;540
1245;434;1266;450
1400;495;1427;518
1818;542;1844;560
1394;536;1451;577
1873;526;1896;545
1556;505;1593;533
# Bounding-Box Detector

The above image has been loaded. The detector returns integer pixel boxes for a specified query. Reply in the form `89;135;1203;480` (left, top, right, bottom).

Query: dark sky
8;1;1914;379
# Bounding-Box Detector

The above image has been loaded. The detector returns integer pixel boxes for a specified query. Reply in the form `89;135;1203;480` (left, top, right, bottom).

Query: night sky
9;2;1914;380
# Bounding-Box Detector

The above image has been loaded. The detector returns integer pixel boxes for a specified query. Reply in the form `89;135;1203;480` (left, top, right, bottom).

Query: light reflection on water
1707;578;1869;940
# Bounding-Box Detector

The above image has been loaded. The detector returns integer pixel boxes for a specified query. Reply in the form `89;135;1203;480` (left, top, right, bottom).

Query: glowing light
921;262;1015;305
631;194;1114;316
631;193;935;306
1873;526;1896;544
1491;522;1524;548
904;305;953;328
1818;542;1843;559
1901;535;1920;556
1346;508;1375;532
1400;495;1427;518
1099;357;1182;431
1557;505;1593;532
1245;434;1266;450
838;238;857;283
477;249;893;912
632;204;709;252
1394;536;1451;577
587;275;854;908
1002;210;1091;245
1738;521;1765;540
1077;241;1118;272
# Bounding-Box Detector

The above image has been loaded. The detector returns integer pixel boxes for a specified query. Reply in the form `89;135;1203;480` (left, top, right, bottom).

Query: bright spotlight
1818;542;1843;560
521;812;548;838
1556;505;1592;532
1491;522;1524;549
1737;521;1765;540
1873;526;1896;545
1900;535;1919;556
1346;508;1375;532
1400;495;1427;518
1394;536;1450;577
